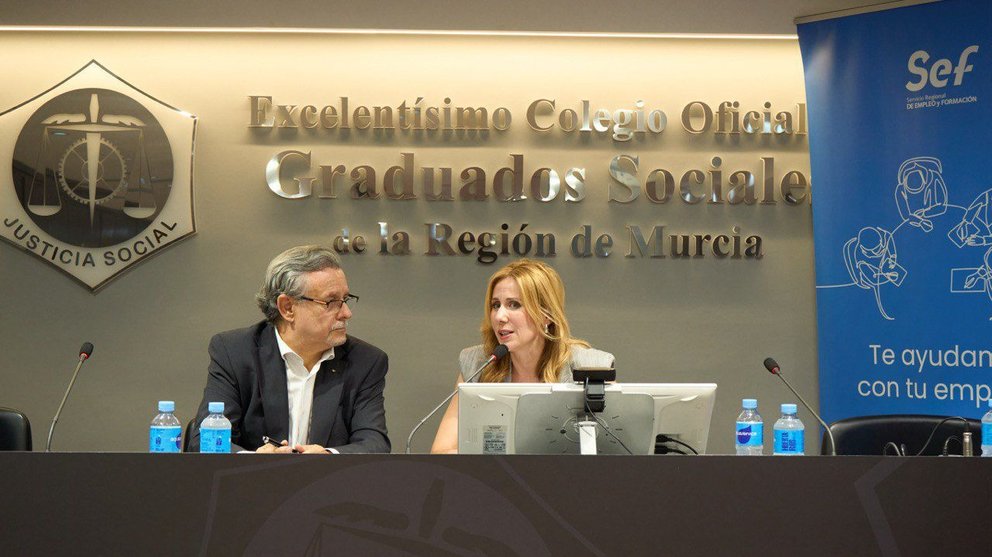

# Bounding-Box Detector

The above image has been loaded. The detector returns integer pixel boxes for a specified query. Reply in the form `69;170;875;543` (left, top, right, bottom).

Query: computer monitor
457;382;718;455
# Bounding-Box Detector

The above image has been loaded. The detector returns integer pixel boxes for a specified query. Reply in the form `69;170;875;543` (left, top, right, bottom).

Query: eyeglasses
297;294;359;312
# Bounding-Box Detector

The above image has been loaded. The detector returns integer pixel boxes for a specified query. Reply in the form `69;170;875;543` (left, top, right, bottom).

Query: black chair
182;418;197;452
822;414;983;456
0;407;32;451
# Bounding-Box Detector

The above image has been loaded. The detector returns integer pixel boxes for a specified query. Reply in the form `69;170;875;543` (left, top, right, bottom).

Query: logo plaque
1;61;196;291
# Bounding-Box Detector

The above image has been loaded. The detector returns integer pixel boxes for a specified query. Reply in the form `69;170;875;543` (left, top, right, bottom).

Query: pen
262;436;299;452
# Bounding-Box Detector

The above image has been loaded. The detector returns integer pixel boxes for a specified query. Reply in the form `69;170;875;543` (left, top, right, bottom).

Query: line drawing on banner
951;247;992;320
895;156;947;232
816;156;992;321
948;188;992;248
842;226;904;320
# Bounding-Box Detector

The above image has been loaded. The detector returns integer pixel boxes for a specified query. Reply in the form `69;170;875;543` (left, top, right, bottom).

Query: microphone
962;431;974;457
406;344;509;454
46;342;94;452
763;357;836;456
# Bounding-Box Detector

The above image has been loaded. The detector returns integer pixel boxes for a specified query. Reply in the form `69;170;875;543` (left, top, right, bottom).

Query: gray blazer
459;344;615;383
189;321;390;453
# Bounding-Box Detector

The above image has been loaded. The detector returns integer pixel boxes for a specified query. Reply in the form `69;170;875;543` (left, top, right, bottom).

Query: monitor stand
578;374;607;455
576;417;599;454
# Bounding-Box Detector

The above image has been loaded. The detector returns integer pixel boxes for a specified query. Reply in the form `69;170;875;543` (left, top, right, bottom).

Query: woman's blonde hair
480;259;588;383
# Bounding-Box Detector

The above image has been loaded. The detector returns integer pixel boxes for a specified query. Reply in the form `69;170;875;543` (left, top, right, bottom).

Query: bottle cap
742;398;758;409
208;401;225;414
158;400;175;412
781;403;798;414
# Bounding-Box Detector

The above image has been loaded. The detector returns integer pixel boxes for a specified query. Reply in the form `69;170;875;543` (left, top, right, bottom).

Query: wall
0;0;876;34
0;30;816;454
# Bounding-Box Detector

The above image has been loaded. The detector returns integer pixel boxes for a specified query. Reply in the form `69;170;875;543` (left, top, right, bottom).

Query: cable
913;416;970;457
582;400;634;455
882;441;903;456
656;434;699;455
942;436;962;456
655;446;689;455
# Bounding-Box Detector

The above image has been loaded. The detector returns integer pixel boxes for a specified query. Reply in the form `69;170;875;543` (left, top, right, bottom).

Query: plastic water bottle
199;401;232;453
149;400;182;453
982;399;992;457
735;398;763;455
773;403;805;456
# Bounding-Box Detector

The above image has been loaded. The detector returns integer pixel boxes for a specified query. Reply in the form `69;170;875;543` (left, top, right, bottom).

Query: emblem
1;61;196;291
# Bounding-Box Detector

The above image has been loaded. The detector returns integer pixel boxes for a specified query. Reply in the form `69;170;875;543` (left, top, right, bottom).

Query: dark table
1;453;989;556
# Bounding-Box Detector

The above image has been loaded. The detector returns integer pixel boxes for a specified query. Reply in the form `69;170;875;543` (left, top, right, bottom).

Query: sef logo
906;45;979;91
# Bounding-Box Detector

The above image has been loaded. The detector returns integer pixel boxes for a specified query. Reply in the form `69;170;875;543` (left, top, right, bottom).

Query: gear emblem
4;62;195;291
57;136;128;205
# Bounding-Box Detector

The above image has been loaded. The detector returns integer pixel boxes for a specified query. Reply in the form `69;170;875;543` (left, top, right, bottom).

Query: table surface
1;453;990;557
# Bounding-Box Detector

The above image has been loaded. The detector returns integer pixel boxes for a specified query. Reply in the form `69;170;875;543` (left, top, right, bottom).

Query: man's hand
294;444;331;454
256;440;294;454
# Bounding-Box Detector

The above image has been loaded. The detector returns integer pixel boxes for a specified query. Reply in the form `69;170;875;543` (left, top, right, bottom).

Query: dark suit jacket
189;321;390;453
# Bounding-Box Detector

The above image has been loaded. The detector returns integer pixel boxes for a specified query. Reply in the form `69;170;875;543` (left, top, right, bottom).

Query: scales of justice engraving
25;91;156;224
2;62;193;291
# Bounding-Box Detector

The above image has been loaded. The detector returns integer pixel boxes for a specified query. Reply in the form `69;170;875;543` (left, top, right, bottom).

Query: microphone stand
772;370;837;456
47;352;90;452
406;347;506;454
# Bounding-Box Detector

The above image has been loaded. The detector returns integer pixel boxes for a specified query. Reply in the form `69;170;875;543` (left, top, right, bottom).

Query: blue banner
798;0;992;424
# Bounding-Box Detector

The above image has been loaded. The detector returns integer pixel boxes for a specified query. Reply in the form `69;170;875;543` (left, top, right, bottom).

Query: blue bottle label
149;426;182;453
774;429;805;455
200;428;231;453
983;422;992;445
735;422;763;446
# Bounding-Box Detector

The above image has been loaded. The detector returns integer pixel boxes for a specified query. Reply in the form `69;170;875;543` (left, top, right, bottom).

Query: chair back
0;407;32;451
824;414;983;455
182;418;197;452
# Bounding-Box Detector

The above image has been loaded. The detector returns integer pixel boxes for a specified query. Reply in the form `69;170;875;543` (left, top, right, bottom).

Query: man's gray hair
256;245;342;322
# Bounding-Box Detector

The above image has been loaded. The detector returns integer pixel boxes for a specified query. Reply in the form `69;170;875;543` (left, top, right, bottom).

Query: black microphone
763;356;836;456
406;344;509;454
46;342;94;452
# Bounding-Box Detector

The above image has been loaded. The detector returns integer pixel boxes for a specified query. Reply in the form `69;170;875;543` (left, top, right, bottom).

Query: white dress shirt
274;328;334;448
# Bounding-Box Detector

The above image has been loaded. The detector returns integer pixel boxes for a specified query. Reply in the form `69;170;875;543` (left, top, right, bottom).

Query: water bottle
982;399;992;457
773;403;805;456
735;398;763;455
199;401;232;453
149;400;182;453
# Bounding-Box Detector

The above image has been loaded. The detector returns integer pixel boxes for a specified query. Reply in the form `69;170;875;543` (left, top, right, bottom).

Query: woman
430;259;614;453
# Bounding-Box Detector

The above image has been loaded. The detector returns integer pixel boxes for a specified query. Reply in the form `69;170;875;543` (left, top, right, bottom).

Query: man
189;245;390;453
